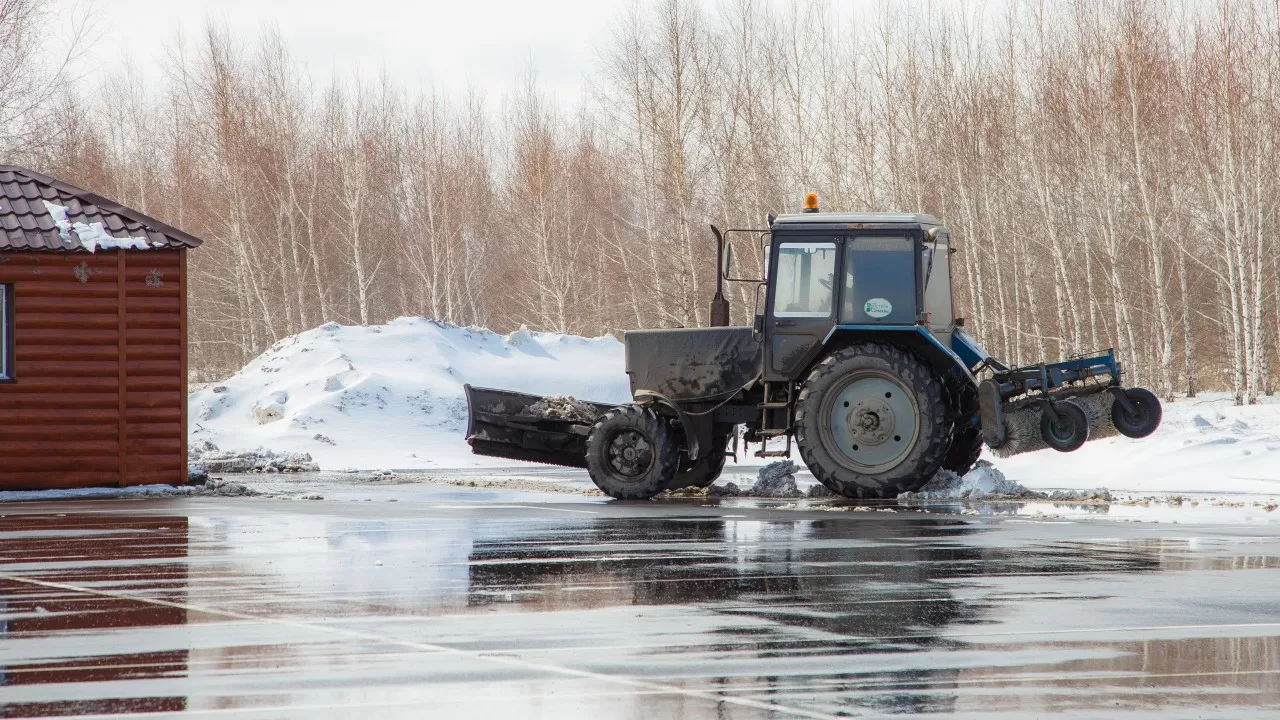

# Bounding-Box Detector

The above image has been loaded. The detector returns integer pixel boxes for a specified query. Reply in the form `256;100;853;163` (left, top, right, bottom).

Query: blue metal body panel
950;329;988;370
830;325;974;381
826;325;1119;392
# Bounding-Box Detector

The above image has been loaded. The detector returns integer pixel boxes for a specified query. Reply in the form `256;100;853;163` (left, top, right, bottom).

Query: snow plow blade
463;385;615;468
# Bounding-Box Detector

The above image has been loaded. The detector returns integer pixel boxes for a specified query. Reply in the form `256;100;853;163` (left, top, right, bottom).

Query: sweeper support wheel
1111;388;1162;439
1039;401;1090;452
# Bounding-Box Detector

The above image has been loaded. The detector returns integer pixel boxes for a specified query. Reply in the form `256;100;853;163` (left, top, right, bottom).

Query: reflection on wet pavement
0;495;1278;718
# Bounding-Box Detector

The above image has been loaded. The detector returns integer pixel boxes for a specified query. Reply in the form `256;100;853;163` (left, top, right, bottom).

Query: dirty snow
189;319;629;471
188;441;319;474
523;395;600;423
0;480;258;503
901;461;1038;500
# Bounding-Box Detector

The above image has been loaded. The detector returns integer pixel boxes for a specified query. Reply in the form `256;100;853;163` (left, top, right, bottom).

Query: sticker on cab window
864;298;892;319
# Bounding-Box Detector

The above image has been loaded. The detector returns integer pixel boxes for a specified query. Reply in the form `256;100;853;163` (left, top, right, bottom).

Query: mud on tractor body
465;199;1162;500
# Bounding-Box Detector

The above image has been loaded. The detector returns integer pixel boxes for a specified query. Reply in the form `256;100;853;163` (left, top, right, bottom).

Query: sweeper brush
976;351;1161;458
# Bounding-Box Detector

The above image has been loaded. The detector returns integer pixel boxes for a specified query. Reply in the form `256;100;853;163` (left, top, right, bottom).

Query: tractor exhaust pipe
710;225;730;327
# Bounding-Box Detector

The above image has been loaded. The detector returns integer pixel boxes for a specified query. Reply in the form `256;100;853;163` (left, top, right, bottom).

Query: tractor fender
634;390;702;461
823;326;979;388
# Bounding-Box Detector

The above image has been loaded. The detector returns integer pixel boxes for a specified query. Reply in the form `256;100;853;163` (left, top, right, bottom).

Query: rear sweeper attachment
464;198;1163;500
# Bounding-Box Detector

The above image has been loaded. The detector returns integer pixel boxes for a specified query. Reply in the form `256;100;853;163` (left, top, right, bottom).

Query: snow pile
189;319;630;471
751;460;803;498
901;461;1039;500
195;478;260;497
522;395;600;423
704;461;804;498
901;461;1113;502
188;441;319;474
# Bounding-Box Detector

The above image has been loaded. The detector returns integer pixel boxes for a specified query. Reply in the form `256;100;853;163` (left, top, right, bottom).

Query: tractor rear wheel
666;431;732;490
942;426;983;475
942;380;982;475
585;405;680;500
795;344;952;499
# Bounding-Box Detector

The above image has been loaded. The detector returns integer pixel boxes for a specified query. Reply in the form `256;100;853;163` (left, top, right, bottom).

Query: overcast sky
49;0;644;105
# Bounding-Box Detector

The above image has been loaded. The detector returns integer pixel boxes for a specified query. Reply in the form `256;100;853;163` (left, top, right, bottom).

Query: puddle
1;502;1278;717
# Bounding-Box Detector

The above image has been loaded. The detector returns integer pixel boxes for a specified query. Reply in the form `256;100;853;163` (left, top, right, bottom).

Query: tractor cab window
841;235;916;324
772;242;837;318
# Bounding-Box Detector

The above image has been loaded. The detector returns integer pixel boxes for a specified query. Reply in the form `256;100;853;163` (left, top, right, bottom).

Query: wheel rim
820;370;920;473
1121;400;1146;424
607;429;654;478
1046;416;1075;442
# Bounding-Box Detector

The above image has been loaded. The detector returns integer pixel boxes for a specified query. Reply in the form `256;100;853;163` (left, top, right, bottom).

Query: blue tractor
465;197;1162;499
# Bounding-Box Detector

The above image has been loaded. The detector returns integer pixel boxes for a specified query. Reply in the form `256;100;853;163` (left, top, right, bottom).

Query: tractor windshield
840;235;915;324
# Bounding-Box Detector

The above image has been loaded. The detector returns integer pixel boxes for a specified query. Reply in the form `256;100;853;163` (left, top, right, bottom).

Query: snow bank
189;319;630;471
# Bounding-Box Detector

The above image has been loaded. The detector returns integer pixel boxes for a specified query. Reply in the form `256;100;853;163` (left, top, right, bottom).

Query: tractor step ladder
755;382;793;458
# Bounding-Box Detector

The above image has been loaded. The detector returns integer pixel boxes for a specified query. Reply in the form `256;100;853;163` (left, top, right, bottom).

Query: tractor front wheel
794;344;953;499
585;405;680;500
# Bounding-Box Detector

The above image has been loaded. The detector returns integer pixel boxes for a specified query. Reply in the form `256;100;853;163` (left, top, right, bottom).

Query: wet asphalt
1;484;1279;718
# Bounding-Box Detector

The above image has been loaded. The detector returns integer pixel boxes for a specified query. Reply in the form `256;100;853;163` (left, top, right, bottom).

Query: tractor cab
757;211;954;383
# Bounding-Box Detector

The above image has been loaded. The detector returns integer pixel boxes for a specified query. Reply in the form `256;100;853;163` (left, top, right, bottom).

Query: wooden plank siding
0;249;187;489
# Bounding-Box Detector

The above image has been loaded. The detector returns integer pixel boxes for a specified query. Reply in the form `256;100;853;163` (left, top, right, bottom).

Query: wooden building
0;166;201;490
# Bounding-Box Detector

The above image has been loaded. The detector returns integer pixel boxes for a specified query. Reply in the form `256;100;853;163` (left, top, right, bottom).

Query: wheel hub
607;430;653;478
847;397;895;446
823;371;920;472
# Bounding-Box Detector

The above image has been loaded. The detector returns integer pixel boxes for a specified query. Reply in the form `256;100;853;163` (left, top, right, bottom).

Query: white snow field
190;319;1280;496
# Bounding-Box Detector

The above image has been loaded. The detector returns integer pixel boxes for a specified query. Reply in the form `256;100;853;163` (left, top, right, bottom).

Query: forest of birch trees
4;0;1280;404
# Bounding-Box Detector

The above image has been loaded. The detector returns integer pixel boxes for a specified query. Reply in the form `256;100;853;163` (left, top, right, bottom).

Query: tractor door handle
775;319;796;327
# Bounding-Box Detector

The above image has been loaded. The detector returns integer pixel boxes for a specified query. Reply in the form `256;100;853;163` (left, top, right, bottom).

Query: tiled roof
0;166;202;252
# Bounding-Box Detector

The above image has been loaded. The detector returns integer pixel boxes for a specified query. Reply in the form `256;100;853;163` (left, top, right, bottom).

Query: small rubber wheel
1040;401;1089;452
585;405;680;500
666;432;732;490
942;425;983;475
1111;388;1162;439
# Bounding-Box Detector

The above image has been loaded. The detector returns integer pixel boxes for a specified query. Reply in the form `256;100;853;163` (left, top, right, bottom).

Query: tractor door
839;234;919;325
764;239;838;381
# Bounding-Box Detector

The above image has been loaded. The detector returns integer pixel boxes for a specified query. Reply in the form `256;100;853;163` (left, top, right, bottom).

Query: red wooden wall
0;249;187;489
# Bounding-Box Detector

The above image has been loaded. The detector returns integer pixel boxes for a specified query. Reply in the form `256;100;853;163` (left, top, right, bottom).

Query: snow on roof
0;166;202;252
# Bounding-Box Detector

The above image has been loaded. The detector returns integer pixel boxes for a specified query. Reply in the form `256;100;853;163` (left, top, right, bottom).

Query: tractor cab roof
773;211;942;229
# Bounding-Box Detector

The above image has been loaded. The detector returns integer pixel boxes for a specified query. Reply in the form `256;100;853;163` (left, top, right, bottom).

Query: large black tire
666;432;732;490
1111;388;1162;439
942;379;982;475
794;344;953;498
585;405;680;500
942;426;983;475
